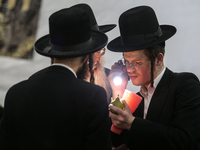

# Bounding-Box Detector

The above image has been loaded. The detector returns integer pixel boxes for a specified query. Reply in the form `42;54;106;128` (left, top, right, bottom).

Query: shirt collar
140;67;166;98
51;63;77;78
152;67;166;89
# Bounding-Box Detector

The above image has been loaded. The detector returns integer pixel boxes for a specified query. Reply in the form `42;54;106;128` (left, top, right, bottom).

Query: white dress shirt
140;67;166;119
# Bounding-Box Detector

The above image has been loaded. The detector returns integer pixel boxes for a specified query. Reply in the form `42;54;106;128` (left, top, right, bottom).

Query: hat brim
35;30;108;58
99;24;116;33
107;25;176;52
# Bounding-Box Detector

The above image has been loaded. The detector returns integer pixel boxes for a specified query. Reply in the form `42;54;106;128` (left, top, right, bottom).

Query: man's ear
156;53;164;66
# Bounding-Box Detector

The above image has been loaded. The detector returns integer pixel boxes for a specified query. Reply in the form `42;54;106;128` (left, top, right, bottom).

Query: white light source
113;76;122;86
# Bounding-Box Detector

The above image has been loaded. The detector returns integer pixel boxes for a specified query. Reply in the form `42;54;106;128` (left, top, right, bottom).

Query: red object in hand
111;89;142;134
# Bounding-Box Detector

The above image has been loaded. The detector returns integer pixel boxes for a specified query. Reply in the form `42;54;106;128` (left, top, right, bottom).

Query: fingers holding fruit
110;95;124;114
109;97;135;130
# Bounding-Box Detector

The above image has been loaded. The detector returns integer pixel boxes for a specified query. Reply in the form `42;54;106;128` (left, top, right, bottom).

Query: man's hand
109;100;135;130
108;61;129;99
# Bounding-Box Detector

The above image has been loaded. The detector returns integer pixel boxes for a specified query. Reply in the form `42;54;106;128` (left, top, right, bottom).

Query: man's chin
131;80;140;86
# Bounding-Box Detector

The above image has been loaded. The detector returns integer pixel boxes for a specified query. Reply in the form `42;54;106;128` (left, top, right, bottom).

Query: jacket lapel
133;92;144;118
146;68;173;121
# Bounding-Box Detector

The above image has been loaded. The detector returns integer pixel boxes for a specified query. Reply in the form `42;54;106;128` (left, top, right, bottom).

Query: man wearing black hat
0;7;112;150
71;4;115;104
51;3;115;104
108;6;200;150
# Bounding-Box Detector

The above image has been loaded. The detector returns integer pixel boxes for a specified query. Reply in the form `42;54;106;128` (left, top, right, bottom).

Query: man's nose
126;65;136;72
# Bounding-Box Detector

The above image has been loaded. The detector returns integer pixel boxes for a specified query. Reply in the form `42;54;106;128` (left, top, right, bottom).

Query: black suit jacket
0;65;112;150
112;68;200;150
0;106;3;124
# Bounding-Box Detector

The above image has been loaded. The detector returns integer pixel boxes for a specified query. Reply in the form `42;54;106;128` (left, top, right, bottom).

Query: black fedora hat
71;3;116;33
34;7;108;58
107;6;177;52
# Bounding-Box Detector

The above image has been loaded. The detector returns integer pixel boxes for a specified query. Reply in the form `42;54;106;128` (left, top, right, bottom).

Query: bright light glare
113;76;122;86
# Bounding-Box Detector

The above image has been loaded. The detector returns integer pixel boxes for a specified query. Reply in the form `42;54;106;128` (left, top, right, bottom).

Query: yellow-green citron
110;95;124;114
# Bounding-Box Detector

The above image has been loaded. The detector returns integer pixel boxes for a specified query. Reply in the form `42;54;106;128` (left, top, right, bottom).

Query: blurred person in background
51;3;115;103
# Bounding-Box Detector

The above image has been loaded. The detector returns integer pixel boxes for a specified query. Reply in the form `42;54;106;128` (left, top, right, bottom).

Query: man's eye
135;62;142;65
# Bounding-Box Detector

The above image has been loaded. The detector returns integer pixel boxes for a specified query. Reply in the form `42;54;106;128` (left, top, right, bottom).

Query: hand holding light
108;60;129;99
112;60;123;86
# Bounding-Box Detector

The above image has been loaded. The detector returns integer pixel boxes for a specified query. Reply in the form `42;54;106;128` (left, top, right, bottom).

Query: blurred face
93;48;105;73
123;50;151;87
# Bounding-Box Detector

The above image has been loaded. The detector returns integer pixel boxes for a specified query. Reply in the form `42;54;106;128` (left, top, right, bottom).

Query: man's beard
77;56;112;103
93;60;112;104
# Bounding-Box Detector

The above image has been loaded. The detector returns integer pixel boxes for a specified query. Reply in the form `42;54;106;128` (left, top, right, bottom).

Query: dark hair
143;45;165;87
89;54;94;83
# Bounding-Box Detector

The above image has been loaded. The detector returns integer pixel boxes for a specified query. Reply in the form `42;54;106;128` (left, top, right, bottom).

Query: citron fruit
110;95;124;114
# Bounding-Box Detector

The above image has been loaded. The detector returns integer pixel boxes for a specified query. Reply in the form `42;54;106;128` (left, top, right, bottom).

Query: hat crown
119;6;159;36
70;3;99;31
71;3;117;33
107;5;176;52
49;7;91;46
34;6;108;58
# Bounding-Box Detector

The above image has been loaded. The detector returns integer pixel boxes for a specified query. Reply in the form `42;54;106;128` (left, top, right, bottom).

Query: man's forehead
123;50;146;59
